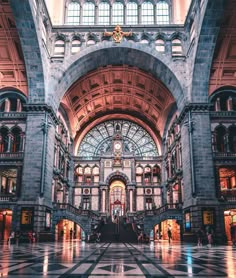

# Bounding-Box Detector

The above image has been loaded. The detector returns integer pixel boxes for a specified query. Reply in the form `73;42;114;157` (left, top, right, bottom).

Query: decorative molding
177;103;212;125
24;104;59;125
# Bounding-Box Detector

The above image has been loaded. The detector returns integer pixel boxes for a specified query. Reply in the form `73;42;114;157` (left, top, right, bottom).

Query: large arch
51;43;185;111
191;0;226;102
73;114;163;155
105;171;131;185
9;0;46;102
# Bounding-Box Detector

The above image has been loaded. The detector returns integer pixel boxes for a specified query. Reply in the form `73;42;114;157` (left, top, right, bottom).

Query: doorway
0;209;12;241
110;180;126;217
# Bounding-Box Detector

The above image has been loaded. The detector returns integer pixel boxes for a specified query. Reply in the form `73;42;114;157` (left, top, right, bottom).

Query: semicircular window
78;120;158;158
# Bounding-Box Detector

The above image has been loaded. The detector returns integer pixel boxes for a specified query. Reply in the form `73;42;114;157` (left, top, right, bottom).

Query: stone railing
136;203;182;219
53;203;100;220
0;152;24;159
213;152;236;158
0;195;17;202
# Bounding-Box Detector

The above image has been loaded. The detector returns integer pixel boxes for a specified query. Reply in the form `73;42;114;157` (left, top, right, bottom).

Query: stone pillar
227;97;232;111
215;98;221;111
129;189;133;212
7;134;13;152
19;132;25;152
5;98;10;112
95;5;98;24
16;99;22;112
180;106;216;206
20;105;57;206
138;5;141;24
102;189;106;212
154;4;157;24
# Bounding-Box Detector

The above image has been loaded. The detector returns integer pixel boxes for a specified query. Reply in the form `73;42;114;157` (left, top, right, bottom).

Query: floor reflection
0;240;235;277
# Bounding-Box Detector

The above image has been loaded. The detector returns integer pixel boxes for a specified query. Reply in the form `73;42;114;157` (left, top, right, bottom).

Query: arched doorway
55;219;83;241
110;180;126;217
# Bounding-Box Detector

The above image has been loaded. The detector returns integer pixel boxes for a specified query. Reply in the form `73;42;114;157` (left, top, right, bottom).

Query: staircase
100;216;138;243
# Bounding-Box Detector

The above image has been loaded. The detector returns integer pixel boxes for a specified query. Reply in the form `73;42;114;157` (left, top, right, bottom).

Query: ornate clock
114;141;122;151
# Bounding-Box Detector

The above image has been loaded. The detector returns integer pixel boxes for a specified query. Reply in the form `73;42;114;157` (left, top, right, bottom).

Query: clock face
114;142;121;150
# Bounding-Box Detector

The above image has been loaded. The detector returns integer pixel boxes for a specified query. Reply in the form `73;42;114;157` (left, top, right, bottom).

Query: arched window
67;1;80;25
71;39;81;53
144;166;152;185
11;127;21;152
229;126;236;153
87;39;96;46
126;2;138;25
75;165;83;182
141;2;154;24
93;166;99;183
156;0;169;24
172;39;182;56
0;127;9;152
136;166;143;183
112;2;124;25
98;2;110;25
155;39;165;52
54;39;65;56
84;166;92;184
215;126;226;152
83;2;95;25
140;39;149;44
153;165;161;183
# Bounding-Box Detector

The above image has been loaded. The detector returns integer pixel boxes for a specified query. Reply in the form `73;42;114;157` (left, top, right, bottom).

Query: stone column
95;5;98;24
21;105;57;205
129;189;133;212
7;134;13;152
180;105;216;206
138;5;141;24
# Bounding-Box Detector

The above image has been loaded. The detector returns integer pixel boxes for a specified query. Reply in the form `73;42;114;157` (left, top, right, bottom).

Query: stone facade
0;0;235;243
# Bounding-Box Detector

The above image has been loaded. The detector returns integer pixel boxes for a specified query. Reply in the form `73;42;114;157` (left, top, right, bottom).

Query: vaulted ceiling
0;1;27;95
61;65;175;142
209;0;236;95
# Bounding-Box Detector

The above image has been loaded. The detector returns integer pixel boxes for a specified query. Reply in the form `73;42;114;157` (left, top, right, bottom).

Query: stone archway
105;171;130;185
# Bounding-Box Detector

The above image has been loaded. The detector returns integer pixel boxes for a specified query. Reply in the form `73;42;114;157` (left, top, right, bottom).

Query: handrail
136;203;182;219
53;203;100;220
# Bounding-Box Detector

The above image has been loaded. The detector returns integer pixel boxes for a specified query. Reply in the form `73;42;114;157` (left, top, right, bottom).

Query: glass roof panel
78;120;158;157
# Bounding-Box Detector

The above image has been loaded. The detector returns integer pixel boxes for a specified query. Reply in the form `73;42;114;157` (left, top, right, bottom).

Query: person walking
197;228;204;247
167;226;172;244
230;224;236;246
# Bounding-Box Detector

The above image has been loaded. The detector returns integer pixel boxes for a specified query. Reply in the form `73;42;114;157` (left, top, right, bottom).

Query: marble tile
0;240;236;277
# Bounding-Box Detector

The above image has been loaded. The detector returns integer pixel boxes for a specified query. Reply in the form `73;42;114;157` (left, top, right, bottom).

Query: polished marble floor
0;240;236;277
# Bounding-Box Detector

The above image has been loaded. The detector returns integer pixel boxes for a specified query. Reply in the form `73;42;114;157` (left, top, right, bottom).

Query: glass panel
78;120;158;157
98;2;110;25
67;2;80;25
112;2;124;25
142;2;154;24
83;2;95;25
127;2;138;25
156;1;169;24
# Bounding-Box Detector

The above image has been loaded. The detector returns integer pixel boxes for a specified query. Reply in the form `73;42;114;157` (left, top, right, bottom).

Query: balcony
0;152;24;160
220;189;236;202
213;152;236;159
0;195;17;202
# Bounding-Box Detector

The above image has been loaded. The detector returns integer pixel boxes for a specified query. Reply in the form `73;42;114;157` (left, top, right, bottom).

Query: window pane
99;2;110;25
155;39;165;52
83;2;95;25
67;2;80;25
157;1;169;24
142;2;154;24
127;2;138;25
112;2;124;25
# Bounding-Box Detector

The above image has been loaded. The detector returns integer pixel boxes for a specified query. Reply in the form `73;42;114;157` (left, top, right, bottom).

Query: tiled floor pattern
0;240;235;277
